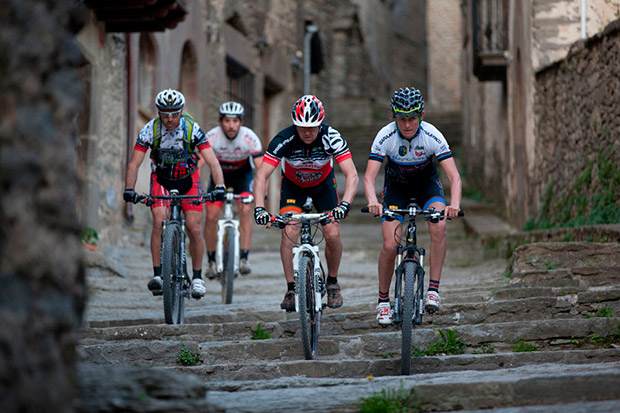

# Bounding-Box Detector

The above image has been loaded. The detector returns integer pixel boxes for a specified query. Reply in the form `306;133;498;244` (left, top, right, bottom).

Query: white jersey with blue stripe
369;120;452;183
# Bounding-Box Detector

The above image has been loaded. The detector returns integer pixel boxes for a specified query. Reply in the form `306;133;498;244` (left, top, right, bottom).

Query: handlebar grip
458;210;465;217
360;207;370;213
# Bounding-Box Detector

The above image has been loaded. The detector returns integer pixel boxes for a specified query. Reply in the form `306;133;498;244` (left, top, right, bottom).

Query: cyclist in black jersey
253;95;359;311
363;87;462;324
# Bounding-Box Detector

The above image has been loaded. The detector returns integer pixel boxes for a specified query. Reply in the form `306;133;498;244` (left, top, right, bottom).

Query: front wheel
401;260;417;375
298;253;317;360
221;227;235;304
161;224;184;324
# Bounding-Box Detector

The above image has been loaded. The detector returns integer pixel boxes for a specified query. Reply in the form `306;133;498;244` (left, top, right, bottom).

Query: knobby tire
401;261;417;375
298;254;315;360
221;227;235;304
162;224;183;324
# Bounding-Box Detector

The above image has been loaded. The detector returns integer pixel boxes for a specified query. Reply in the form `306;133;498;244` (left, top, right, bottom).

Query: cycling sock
192;269;202;280
240;249;249;260
428;280;440;292
378;290;390;303
287;282;295;292
207;251;216;262
326;275;338;285
154;266;161;277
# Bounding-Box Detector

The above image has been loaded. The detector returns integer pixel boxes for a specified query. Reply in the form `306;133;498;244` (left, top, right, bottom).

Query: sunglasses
159;110;182;119
393;105;421;117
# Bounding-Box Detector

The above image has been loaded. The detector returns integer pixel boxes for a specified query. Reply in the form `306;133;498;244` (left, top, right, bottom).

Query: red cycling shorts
149;170;203;212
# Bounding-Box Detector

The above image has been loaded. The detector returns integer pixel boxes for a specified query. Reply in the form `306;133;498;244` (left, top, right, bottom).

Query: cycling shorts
280;169;339;214
150;170;203;212
382;174;445;222
205;169;254;207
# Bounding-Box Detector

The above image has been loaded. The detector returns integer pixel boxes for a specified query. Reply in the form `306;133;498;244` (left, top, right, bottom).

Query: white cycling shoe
376;302;393;325
424;290;441;314
206;261;218;280
190;278;206;299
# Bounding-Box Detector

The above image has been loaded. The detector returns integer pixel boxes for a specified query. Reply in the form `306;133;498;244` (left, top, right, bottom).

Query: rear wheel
401;260;417;375
298;254;316;360
161;224;184;324
221;227;235;304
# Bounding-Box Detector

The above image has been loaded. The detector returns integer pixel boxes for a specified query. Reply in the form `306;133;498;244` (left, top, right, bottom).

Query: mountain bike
271;198;331;360
214;189;254;304
362;202;464;375
137;190;212;325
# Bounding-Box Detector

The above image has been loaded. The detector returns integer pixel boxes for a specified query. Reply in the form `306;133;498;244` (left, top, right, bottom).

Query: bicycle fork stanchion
215;218;240;276
292;244;322;314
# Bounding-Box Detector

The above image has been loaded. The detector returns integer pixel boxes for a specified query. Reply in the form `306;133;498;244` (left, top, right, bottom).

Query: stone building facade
461;0;620;228
75;0;428;248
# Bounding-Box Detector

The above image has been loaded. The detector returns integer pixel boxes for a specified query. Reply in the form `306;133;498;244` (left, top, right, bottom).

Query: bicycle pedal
151;290;163;296
321;303;327;310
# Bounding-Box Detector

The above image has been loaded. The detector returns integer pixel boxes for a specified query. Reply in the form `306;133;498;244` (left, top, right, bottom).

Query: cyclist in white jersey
363;87;462;325
203;101;263;277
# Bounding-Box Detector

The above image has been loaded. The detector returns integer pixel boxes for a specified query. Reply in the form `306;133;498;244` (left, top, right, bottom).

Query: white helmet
219;101;244;118
155;89;185;111
291;95;324;127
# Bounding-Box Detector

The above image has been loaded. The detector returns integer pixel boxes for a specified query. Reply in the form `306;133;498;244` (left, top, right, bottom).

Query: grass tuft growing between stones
176;344;202;366
251;322;272;340
412;329;466;357
360;384;423;413
511;340;538;352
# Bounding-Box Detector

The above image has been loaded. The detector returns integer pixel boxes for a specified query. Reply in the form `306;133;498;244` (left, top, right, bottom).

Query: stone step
79;316;620;365
168;348;620;380
201;362;620;412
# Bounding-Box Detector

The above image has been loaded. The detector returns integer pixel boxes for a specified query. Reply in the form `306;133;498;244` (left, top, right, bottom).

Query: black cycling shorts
208;168;254;195
280;169;339;213
382;174;446;222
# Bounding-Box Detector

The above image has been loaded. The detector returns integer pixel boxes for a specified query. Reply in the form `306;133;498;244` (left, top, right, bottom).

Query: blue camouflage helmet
390;87;424;118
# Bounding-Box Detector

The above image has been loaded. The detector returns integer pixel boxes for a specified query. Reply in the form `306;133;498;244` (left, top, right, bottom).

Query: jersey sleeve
135;119;155;152
191;122;211;152
368;129;387;163
324;126;352;164
426;125;452;162
263;134;288;167
243;127;263;157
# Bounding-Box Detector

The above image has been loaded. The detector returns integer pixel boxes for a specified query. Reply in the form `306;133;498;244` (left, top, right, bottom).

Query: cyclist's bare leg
150;206;168;267
238;201;253;251
185;210;205;271
323;221;342;277
204;203;222;253
427;200;448;283
378;219;401;293
280;223;300;283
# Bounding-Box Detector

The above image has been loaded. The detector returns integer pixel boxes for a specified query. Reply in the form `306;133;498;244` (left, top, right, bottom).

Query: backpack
151;113;199;179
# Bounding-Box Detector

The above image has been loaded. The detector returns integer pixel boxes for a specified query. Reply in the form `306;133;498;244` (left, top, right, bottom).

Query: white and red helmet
291;95;325;127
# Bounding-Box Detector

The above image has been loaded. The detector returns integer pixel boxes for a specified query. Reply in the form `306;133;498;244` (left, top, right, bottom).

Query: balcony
83;0;187;32
472;0;509;82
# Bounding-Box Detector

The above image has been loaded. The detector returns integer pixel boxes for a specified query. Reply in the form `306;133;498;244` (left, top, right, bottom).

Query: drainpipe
581;0;586;39
125;33;135;221
303;24;318;94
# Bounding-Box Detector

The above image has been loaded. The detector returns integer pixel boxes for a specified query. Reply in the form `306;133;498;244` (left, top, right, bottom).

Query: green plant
360;384;423;413
472;342;496;354
176;344;202;366
380;352;396;358
81;227;99;246
586;306;612;318
413;329;466;357
502;269;513;278
251;322;272;340
511;340;538;352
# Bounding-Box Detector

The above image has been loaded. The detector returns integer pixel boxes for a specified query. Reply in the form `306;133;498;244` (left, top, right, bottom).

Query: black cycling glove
331;201;351;220
254;206;271;225
123;189;139;204
212;184;226;201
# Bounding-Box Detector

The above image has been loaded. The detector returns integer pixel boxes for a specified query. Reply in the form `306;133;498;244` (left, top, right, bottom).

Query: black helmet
390;87;424;118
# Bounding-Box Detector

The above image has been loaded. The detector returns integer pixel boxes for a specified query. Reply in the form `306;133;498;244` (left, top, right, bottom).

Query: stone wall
533;19;620;227
0;1;86;411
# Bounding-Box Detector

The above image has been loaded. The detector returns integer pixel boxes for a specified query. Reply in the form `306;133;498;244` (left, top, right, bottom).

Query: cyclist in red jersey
123;89;225;299
253;95;359;311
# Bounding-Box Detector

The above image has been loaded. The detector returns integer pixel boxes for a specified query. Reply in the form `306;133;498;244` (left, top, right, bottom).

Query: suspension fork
292;244;322;313
215;218;240;274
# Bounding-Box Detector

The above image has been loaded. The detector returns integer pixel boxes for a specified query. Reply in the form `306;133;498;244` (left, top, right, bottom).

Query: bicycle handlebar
270;211;332;228
360;206;465;221
136;192;216;206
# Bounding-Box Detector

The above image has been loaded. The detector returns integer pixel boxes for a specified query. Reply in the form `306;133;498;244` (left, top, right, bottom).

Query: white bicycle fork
292;244;323;313
215;199;240;276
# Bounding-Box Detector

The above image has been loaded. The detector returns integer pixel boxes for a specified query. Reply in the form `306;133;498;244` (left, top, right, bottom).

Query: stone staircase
77;199;620;411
